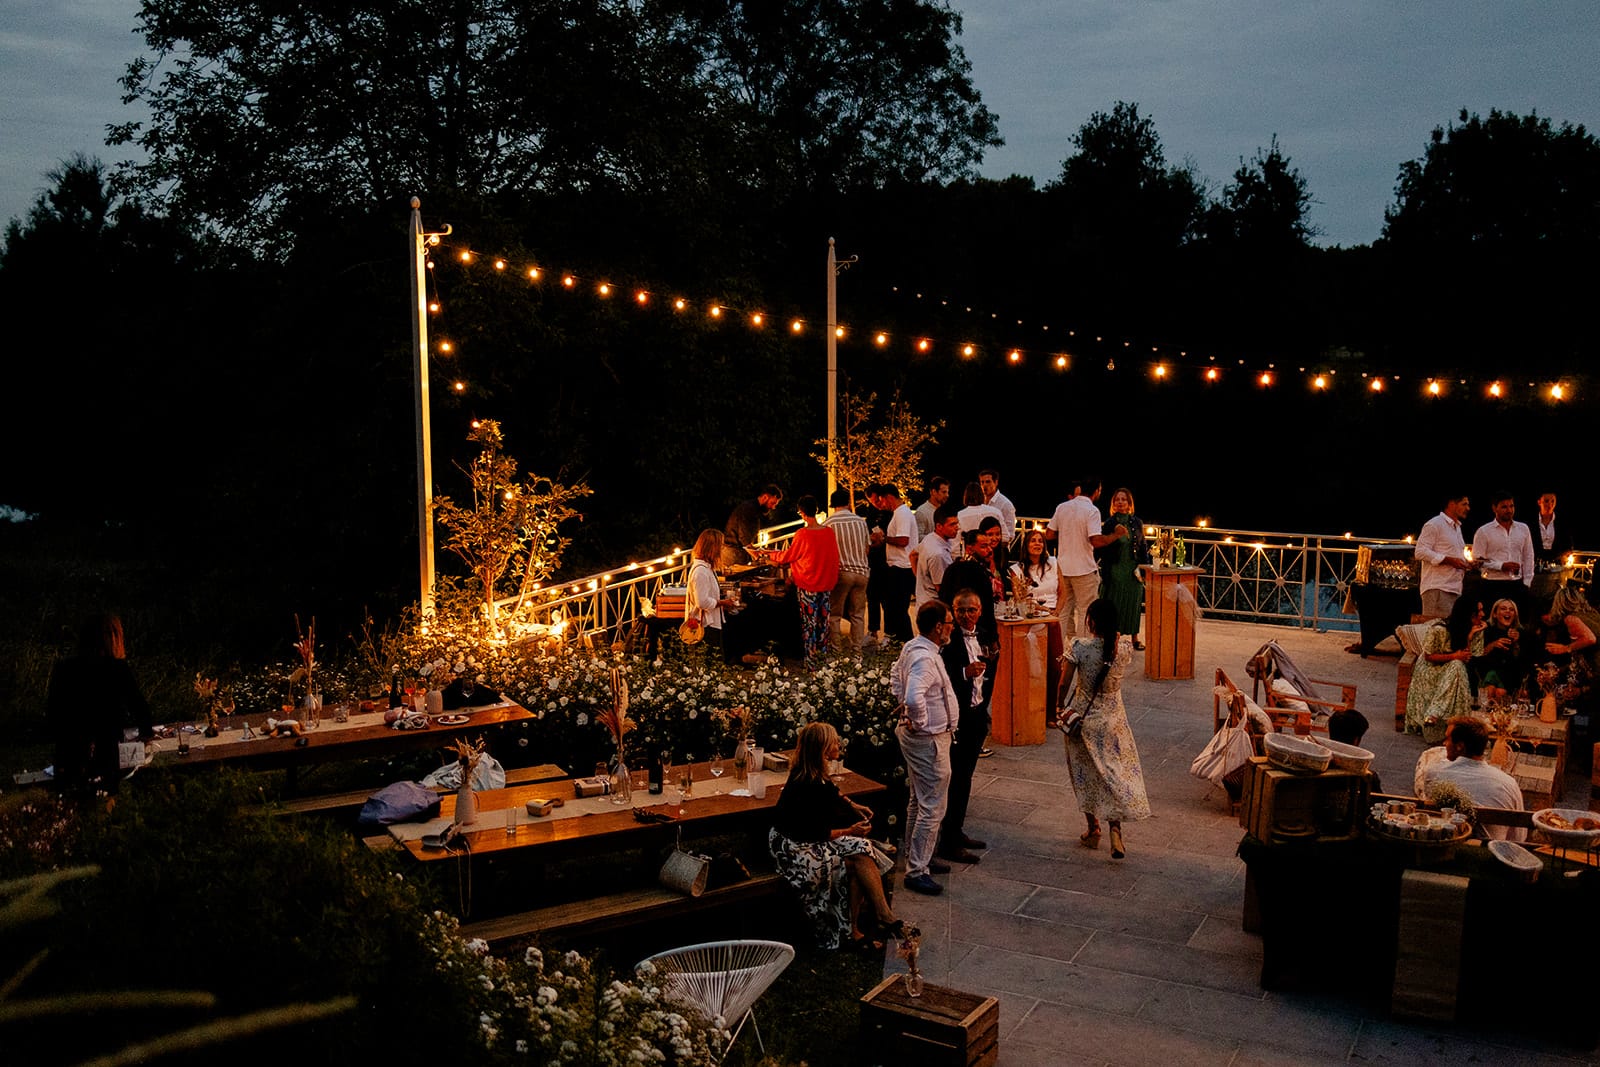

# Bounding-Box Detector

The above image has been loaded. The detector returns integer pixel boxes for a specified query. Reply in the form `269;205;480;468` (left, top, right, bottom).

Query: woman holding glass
1009;528;1063;612
1097;488;1147;650
769;722;913;949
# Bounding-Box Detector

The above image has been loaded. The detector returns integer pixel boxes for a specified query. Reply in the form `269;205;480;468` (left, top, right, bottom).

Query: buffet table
1239;835;1600;1045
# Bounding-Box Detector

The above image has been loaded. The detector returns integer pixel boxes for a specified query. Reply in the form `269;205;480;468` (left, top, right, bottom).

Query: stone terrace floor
880;618;1599;1066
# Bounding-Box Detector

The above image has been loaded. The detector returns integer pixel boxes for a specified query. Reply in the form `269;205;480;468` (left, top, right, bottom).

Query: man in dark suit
938;590;996;864
1531;490;1577;606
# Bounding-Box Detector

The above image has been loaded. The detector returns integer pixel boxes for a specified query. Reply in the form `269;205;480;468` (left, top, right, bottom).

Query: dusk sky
3;1;1597;248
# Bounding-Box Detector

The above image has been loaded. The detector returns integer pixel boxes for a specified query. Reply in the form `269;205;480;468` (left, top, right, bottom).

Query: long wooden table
145;699;535;772
390;760;886;864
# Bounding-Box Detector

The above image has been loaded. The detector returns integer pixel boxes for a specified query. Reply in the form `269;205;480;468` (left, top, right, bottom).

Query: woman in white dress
1009;528;1063;611
1060;598;1151;859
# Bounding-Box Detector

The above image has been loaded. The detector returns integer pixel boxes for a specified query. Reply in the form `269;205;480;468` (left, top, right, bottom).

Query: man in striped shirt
826;488;872;652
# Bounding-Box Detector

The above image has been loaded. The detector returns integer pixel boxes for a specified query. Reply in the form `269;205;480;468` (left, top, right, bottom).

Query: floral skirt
768;827;873;949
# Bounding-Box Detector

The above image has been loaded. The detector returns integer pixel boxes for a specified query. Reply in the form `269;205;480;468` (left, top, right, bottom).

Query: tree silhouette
1383;108;1600;244
1211;135;1318;248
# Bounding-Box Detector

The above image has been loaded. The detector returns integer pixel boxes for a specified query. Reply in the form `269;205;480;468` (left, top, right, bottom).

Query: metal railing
491;517;1598;644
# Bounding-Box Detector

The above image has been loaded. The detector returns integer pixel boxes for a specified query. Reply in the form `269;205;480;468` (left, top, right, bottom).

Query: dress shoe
960;834;988;850
904;873;944;895
928;858;952;874
936;848;981;864
977;747;994;758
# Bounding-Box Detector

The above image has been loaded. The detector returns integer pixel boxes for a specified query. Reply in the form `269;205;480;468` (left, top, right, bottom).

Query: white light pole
826;238;857;502
409;198;451;618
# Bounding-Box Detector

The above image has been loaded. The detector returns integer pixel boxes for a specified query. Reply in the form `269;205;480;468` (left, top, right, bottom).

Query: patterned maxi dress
1063;634;1152;821
1404;623;1474;743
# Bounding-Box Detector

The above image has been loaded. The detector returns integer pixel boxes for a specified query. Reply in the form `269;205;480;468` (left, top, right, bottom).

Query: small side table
990;615;1061;747
860;975;999;1067
1140;565;1202;679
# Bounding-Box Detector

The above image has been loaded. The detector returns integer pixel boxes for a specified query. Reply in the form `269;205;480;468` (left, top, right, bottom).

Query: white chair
638;939;794;1062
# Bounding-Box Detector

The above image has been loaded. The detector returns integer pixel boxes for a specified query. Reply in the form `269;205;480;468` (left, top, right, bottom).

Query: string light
431;242;1591;398
438;341;453;354
453;380;466;392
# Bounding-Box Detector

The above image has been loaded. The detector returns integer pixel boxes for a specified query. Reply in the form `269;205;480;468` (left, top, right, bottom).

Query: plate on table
433;714;470;726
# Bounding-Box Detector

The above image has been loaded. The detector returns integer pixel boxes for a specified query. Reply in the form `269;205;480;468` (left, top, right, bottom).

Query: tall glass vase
610;747;632;805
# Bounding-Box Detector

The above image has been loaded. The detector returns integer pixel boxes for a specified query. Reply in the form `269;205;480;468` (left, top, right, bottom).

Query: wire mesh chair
638;939;795;1062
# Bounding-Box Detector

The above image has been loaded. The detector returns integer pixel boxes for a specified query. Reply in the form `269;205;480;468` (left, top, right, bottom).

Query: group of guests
882;589;1151;899
1406;488;1597;739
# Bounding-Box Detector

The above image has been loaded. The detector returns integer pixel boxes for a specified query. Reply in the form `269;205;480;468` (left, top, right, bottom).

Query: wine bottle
648;750;665;794
389;672;402;708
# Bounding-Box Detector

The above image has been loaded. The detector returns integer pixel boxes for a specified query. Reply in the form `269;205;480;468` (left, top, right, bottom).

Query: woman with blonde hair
769;722;913;949
684;528;736;652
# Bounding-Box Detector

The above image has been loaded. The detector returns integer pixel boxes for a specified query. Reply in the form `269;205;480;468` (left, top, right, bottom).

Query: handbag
1190;715;1255;787
679;617;704;645
658;829;711;896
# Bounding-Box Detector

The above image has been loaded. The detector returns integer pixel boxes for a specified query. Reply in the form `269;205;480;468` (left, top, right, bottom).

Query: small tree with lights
813;387;942;505
432;420;591;631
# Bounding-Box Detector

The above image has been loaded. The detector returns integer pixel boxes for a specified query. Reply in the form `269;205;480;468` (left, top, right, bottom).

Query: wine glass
709;753;725;792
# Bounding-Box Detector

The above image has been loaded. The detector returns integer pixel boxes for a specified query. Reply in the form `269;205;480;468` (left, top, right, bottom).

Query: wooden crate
860;975;998;1067
1238;758;1371;842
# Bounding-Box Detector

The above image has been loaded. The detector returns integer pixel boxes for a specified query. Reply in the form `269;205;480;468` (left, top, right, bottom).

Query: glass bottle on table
709;753;725;792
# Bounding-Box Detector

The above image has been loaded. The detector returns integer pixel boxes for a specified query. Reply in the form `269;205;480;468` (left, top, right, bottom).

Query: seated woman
768;722;913;950
1473;598;1530;704
1405;597;1483;743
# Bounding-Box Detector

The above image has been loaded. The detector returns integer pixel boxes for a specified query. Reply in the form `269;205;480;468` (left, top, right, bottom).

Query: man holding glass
938;590;996;865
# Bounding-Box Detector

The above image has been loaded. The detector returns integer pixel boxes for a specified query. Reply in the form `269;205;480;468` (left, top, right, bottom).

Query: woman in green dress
1098;488;1147;650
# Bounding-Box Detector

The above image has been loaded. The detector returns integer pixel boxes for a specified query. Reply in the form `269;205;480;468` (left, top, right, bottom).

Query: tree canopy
1383;107;1600;244
1210;135;1318;249
110;0;1000;251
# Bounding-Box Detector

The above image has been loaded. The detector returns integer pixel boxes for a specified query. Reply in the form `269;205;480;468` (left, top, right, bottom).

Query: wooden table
391;760;887;864
1140;565;1201;679
1482;713;1568;803
989;614;1061;747
145;700;536;772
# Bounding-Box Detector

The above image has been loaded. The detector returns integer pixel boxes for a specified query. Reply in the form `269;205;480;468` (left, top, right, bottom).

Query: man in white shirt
1471;490;1534;617
825;488;871;651
914;476;951;540
1046;478;1128;639
892;601;960;895
979;468;1017;548
1414;493;1477;618
1421;717;1525;841
916;505;960;608
882;485;918;641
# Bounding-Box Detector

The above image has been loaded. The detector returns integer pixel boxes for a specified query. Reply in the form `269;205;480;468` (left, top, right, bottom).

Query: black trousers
883;566;915;640
940;701;990;848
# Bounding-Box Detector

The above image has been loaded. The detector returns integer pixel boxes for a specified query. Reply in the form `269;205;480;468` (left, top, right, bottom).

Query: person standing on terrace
1471;490;1534;620
1414;492;1478;618
978;468;1017;549
754;495;840;670
721;483;783;567
914;475;951;540
825;488;871;653
892;600;959;896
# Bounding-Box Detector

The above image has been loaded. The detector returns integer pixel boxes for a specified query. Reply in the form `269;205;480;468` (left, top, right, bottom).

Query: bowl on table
1263;733;1332;774
1316;737;1374;774
1530;808;1600;849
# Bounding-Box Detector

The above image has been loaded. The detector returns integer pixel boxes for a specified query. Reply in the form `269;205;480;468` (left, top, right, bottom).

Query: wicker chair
638;939;795;1062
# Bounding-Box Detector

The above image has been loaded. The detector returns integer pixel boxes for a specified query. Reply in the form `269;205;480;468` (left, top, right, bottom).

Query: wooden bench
277;762;566;819
458;872;786;949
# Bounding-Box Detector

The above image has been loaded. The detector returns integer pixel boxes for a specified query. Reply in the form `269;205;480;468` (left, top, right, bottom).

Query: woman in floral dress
1060;598;1150;859
768;722;912;949
1405;596;1482;743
